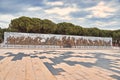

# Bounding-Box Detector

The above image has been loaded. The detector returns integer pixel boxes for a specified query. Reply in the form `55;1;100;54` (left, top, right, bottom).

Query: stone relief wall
4;32;112;48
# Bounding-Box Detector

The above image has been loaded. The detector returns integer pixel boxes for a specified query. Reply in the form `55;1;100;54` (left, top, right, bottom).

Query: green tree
40;19;57;33
5;16;119;45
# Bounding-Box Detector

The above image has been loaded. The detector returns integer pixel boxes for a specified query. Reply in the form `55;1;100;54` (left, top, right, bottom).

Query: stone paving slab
0;49;120;80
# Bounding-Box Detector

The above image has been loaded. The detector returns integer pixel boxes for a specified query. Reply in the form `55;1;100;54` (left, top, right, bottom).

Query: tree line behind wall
0;16;120;46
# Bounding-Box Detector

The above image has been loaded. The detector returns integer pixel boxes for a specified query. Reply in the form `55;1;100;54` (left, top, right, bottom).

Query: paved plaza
0;49;120;80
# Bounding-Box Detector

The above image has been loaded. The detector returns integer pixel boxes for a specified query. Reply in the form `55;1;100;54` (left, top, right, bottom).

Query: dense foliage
0;16;120;46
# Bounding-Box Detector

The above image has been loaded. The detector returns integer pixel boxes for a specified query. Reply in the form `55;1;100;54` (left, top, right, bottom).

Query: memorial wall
3;32;112;48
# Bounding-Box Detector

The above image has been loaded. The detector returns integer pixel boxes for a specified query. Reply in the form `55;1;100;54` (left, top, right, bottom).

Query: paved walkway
0;49;120;80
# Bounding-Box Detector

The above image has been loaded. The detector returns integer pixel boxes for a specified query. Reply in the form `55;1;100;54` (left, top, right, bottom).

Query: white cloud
46;1;64;6
45;7;78;16
44;14;72;21
0;0;119;30
86;1;117;18
0;14;16;28
0;14;15;22
90;21;119;30
44;6;79;21
78;18;85;21
57;16;72;20
96;21;118;27
26;7;41;11
64;16;72;20
0;22;8;28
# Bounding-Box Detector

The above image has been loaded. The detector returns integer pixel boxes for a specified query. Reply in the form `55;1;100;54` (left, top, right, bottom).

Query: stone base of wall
0;44;113;49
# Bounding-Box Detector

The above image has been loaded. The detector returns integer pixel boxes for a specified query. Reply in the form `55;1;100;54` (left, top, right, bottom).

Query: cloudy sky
0;0;120;30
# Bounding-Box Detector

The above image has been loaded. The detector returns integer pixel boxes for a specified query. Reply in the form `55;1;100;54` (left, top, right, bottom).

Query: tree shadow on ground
33;50;120;78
